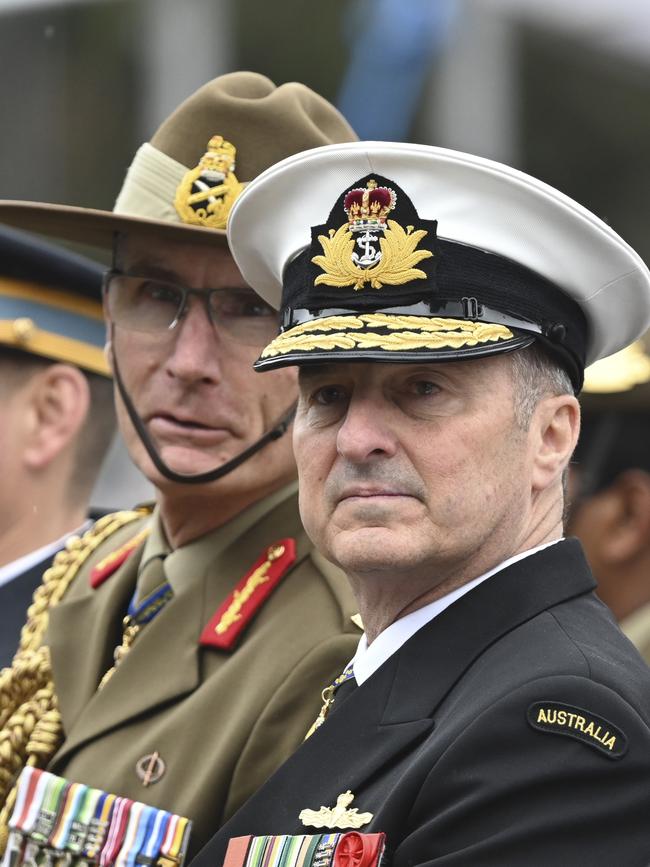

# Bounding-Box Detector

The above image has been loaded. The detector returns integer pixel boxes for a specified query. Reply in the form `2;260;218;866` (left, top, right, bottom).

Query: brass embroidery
312;220;433;291
299;791;373;830
214;544;285;635
260;316;514;359
174;135;243;230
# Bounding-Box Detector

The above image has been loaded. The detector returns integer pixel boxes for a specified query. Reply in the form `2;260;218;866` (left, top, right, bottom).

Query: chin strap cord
110;336;296;486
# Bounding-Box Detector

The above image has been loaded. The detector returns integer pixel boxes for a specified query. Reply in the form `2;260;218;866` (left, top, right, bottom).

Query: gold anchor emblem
299;790;373;829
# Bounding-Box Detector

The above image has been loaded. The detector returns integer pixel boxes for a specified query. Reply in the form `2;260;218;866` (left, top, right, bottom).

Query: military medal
2;768;50;867
99;797;133;867
134;809;171;865
5;768;192;867
224;832;385;867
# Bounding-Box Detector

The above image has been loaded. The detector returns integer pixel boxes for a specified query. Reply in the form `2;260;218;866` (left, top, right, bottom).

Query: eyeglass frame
101;268;280;339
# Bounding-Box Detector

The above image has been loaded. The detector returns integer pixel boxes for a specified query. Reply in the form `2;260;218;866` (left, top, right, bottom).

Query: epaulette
200;538;296;651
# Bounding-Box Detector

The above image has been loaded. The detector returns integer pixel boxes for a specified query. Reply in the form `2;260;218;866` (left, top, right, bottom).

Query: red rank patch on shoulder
199;538;296;651
90;527;150;589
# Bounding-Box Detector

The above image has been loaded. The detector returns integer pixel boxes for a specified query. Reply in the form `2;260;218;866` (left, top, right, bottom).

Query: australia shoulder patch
527;701;628;760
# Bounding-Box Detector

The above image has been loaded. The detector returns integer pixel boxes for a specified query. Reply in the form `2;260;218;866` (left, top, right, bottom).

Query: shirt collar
352;539;562;686
138;481;298;595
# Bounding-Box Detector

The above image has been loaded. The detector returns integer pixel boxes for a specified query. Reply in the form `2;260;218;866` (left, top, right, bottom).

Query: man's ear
530;394;580;492
23;364;90;470
104;335;114;375
598;469;650;563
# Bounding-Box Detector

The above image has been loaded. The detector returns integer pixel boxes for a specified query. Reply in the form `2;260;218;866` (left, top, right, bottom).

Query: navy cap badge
312;179;432;291
174;135;243;229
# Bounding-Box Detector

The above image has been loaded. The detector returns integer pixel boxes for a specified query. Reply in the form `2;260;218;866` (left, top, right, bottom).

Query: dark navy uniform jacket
192;539;650;866
0;553;53;666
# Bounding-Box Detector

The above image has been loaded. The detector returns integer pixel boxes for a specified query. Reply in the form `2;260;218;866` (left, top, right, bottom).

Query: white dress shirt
352;540;562;685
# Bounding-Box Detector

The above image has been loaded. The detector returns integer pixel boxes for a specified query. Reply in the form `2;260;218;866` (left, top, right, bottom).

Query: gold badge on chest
174;135;243;229
299;790;373;830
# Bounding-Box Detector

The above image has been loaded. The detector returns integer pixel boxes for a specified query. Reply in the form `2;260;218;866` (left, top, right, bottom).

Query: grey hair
509;344;573;431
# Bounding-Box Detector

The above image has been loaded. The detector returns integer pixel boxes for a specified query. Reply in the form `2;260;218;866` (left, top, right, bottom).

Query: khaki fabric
45;486;360;859
621;601;650;664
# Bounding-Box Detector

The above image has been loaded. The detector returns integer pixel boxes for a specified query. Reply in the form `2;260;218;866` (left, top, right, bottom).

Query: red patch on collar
200;538;296;651
90;528;150;589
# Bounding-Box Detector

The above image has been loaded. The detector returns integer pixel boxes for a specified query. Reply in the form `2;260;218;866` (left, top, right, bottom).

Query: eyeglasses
103;270;279;347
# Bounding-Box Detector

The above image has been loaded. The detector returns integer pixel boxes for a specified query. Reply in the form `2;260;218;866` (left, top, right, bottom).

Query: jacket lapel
50;546;202;765
210;539;596;845
48;546;140;735
51;490;310;766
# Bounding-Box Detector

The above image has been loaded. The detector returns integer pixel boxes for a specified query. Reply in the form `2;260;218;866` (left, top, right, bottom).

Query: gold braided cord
0;510;147;855
260;315;514;359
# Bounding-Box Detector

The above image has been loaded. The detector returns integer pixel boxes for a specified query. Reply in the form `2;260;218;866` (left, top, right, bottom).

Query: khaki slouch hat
0;71;357;248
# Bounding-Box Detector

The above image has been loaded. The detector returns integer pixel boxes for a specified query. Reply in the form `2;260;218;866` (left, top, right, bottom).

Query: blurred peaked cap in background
582;328;650;408
226;141;650;390
0;225;109;376
0;71;358;249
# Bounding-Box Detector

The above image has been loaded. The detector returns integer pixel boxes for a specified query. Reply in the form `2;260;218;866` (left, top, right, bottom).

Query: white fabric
227;141;650;364
351;539;562;685
0;519;93;589
113;143;188;225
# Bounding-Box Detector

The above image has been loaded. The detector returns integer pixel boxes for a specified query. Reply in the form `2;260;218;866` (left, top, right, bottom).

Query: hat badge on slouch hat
174;135;243;230
227;141;650;392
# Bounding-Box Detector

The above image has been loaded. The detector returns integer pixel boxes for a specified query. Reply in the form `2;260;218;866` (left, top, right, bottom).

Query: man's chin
328;526;411;574
143;445;233;482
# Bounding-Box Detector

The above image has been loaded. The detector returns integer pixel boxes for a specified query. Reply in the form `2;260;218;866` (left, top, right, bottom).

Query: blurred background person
569;331;650;662
0;226;116;666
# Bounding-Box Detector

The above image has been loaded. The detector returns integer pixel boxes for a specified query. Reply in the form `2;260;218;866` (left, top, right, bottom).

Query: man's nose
336;395;398;463
164;296;223;384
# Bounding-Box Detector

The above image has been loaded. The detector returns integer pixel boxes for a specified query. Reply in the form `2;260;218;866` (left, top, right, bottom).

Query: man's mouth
338;486;412;502
147;413;232;442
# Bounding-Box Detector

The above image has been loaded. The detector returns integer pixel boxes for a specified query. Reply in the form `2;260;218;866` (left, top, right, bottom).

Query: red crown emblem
343;179;396;232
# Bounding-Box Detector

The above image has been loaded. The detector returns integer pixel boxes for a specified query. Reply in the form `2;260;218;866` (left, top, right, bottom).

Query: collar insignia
90;527;150;589
299;791;373;830
312;179;432;291
199;539;296;651
174;135;243;230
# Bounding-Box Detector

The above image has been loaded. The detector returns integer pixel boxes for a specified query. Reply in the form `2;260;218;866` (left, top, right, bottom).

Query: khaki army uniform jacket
622;600;650;663
45;484;360;859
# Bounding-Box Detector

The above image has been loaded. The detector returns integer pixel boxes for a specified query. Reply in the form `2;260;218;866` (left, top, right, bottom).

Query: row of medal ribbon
2;767;192;867
223;832;386;867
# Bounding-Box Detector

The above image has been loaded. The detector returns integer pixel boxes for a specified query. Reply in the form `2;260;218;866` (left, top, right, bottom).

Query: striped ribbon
135;808;171;865
49;781;88;849
244;834;342;867
99;797;133;867
67;787;103;855
124;805;156;867
114;800;146;867
82;792;117;861
5;768;192;867
159;814;191;865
